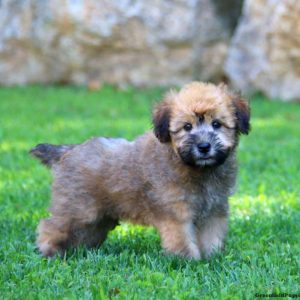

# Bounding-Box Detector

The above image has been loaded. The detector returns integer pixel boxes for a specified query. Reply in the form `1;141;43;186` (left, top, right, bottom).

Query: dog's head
153;82;250;167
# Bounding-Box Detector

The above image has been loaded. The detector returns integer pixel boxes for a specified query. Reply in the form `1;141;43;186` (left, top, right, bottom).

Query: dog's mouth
197;156;213;162
193;147;217;165
200;149;230;167
197;153;212;160
178;148;214;167
178;145;229;168
195;156;216;166
198;157;212;161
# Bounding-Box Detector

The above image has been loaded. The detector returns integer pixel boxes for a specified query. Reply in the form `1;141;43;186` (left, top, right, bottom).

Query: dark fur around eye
183;123;193;131
212;120;222;129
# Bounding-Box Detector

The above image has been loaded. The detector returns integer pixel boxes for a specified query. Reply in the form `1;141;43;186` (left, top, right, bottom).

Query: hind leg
37;216;118;257
37;154;120;256
37;217;70;257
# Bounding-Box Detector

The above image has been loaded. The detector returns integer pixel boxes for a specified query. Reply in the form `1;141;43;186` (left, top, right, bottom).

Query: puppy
30;82;250;259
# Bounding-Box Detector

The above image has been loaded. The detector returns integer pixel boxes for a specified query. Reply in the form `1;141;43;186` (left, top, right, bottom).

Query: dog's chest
183;174;232;219
155;177;230;221
193;188;223;218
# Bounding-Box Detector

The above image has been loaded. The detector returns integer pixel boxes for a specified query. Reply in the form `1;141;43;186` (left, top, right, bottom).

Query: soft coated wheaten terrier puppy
30;82;250;259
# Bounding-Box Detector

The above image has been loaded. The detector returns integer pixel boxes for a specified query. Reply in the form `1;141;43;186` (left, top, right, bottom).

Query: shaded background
1;0;300;101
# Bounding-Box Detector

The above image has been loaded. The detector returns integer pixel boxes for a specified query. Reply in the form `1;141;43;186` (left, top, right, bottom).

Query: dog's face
153;82;250;167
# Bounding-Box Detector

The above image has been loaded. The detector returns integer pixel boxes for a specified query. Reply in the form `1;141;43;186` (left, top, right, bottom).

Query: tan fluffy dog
30;82;250;259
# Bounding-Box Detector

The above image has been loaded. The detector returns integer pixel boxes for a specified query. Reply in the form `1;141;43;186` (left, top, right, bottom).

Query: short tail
29;143;76;167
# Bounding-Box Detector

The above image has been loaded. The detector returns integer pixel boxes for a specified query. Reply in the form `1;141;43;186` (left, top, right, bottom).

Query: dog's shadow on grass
64;225;201;270
38;207;299;266
102;227;161;257
62;226;223;273
60;225;160;260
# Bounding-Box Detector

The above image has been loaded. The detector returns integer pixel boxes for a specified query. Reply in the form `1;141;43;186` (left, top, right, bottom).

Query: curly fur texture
31;82;250;259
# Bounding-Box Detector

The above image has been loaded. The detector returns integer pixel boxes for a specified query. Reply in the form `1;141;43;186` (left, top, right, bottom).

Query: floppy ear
152;93;174;143
233;95;251;135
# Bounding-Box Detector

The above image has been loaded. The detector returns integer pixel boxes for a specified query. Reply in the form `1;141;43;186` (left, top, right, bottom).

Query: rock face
2;0;300;101
225;0;300;101
0;0;237;87
193;0;243;81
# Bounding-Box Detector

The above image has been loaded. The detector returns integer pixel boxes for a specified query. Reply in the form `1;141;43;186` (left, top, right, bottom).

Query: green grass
0;85;299;299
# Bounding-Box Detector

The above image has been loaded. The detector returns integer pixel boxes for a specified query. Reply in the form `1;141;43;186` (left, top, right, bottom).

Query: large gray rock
193;0;243;81
0;0;236;87
225;0;300;101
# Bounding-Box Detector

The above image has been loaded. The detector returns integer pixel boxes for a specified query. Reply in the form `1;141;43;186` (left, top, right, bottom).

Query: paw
37;238;62;257
186;243;202;260
37;219;68;257
201;238;224;259
163;242;202;260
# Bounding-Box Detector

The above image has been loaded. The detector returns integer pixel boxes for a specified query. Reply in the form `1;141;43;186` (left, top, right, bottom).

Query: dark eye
183;123;193;131
212;120;222;129
199;115;204;123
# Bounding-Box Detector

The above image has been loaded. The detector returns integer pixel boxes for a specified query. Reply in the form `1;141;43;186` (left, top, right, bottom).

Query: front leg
157;219;201;260
197;215;228;259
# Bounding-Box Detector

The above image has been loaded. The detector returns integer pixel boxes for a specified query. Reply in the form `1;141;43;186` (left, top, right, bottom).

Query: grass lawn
0;85;299;299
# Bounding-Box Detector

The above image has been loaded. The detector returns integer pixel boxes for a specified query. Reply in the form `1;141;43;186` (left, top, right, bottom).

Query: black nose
198;142;211;154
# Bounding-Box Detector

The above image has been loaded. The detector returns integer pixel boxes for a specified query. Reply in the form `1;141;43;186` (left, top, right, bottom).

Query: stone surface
225;0;300;101
0;0;236;87
193;0;243;81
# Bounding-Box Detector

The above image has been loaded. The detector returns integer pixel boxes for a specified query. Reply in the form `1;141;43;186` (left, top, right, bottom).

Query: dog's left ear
233;94;251;135
152;92;174;143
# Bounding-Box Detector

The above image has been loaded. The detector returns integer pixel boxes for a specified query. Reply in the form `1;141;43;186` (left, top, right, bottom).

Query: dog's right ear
152;93;174;143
